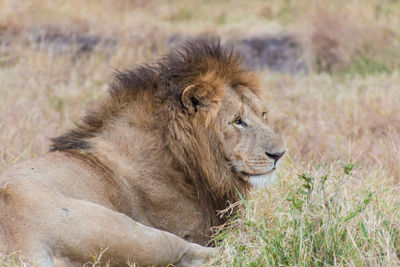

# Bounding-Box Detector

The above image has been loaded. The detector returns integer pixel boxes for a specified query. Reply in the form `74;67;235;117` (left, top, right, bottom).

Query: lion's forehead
223;87;266;116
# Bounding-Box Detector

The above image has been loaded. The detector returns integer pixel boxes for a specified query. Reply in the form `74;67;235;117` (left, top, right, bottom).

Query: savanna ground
0;0;400;266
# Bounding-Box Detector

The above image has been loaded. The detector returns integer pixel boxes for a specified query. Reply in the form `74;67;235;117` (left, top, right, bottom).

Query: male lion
0;40;285;266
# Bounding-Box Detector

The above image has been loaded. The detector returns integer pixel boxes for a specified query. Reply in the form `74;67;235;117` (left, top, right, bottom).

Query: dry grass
0;0;400;266
210;71;400;266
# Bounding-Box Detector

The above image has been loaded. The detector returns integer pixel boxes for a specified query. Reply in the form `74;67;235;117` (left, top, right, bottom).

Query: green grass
0;253;34;267
344;57;391;77
213;160;400;266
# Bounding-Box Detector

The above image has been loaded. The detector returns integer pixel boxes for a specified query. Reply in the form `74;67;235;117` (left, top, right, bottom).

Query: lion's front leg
47;197;214;266
1;182;213;266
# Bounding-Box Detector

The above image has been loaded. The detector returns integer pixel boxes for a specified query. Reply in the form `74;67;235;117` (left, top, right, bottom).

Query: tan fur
0;40;284;266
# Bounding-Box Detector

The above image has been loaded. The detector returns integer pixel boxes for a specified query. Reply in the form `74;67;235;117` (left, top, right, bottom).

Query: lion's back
0;152;118;210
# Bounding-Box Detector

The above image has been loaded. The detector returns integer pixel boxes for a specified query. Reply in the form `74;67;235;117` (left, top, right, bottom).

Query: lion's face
177;46;285;190
217;87;285;188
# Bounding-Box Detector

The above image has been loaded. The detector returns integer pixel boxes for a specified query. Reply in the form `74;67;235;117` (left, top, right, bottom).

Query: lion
0;40;285;266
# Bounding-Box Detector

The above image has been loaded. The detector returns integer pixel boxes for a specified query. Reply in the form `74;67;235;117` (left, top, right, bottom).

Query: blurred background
1;0;399;174
0;1;399;265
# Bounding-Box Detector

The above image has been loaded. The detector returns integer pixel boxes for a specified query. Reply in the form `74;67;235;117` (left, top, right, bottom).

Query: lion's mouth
239;170;277;188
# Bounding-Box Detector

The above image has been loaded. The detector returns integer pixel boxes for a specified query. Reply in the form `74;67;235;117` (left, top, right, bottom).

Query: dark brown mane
50;39;247;152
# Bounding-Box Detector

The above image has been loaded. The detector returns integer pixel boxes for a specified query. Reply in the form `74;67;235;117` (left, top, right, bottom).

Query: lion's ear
181;82;225;115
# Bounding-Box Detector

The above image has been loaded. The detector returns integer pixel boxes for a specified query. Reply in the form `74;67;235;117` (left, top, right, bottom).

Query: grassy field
0;0;400;266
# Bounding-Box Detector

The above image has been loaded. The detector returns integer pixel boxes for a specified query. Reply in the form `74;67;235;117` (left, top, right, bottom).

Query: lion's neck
87;110;247;227
163;112;249;219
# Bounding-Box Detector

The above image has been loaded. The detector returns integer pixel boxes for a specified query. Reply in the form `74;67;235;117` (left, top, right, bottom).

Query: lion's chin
247;172;277;188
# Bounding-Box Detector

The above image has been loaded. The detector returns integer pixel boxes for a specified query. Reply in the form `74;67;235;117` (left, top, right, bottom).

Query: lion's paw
175;243;216;267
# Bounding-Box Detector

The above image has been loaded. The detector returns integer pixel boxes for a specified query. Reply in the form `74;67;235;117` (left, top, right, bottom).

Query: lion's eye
233;117;247;127
262;112;268;122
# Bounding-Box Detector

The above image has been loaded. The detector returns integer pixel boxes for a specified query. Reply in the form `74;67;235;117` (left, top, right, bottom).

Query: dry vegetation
0;0;399;266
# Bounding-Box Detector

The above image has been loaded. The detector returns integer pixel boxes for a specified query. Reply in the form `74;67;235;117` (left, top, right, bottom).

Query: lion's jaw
218;89;285;189
248;172;277;188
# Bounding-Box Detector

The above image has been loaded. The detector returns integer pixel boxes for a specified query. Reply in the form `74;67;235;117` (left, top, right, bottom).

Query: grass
0;253;35;267
208;72;400;265
210;70;400;266
213;160;400;266
343;56;392;77
1;0;400;266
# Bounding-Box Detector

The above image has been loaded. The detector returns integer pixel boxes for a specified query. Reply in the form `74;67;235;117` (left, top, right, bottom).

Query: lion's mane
50;40;258;223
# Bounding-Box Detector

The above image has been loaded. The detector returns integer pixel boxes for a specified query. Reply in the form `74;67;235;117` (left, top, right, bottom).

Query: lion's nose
265;150;285;164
